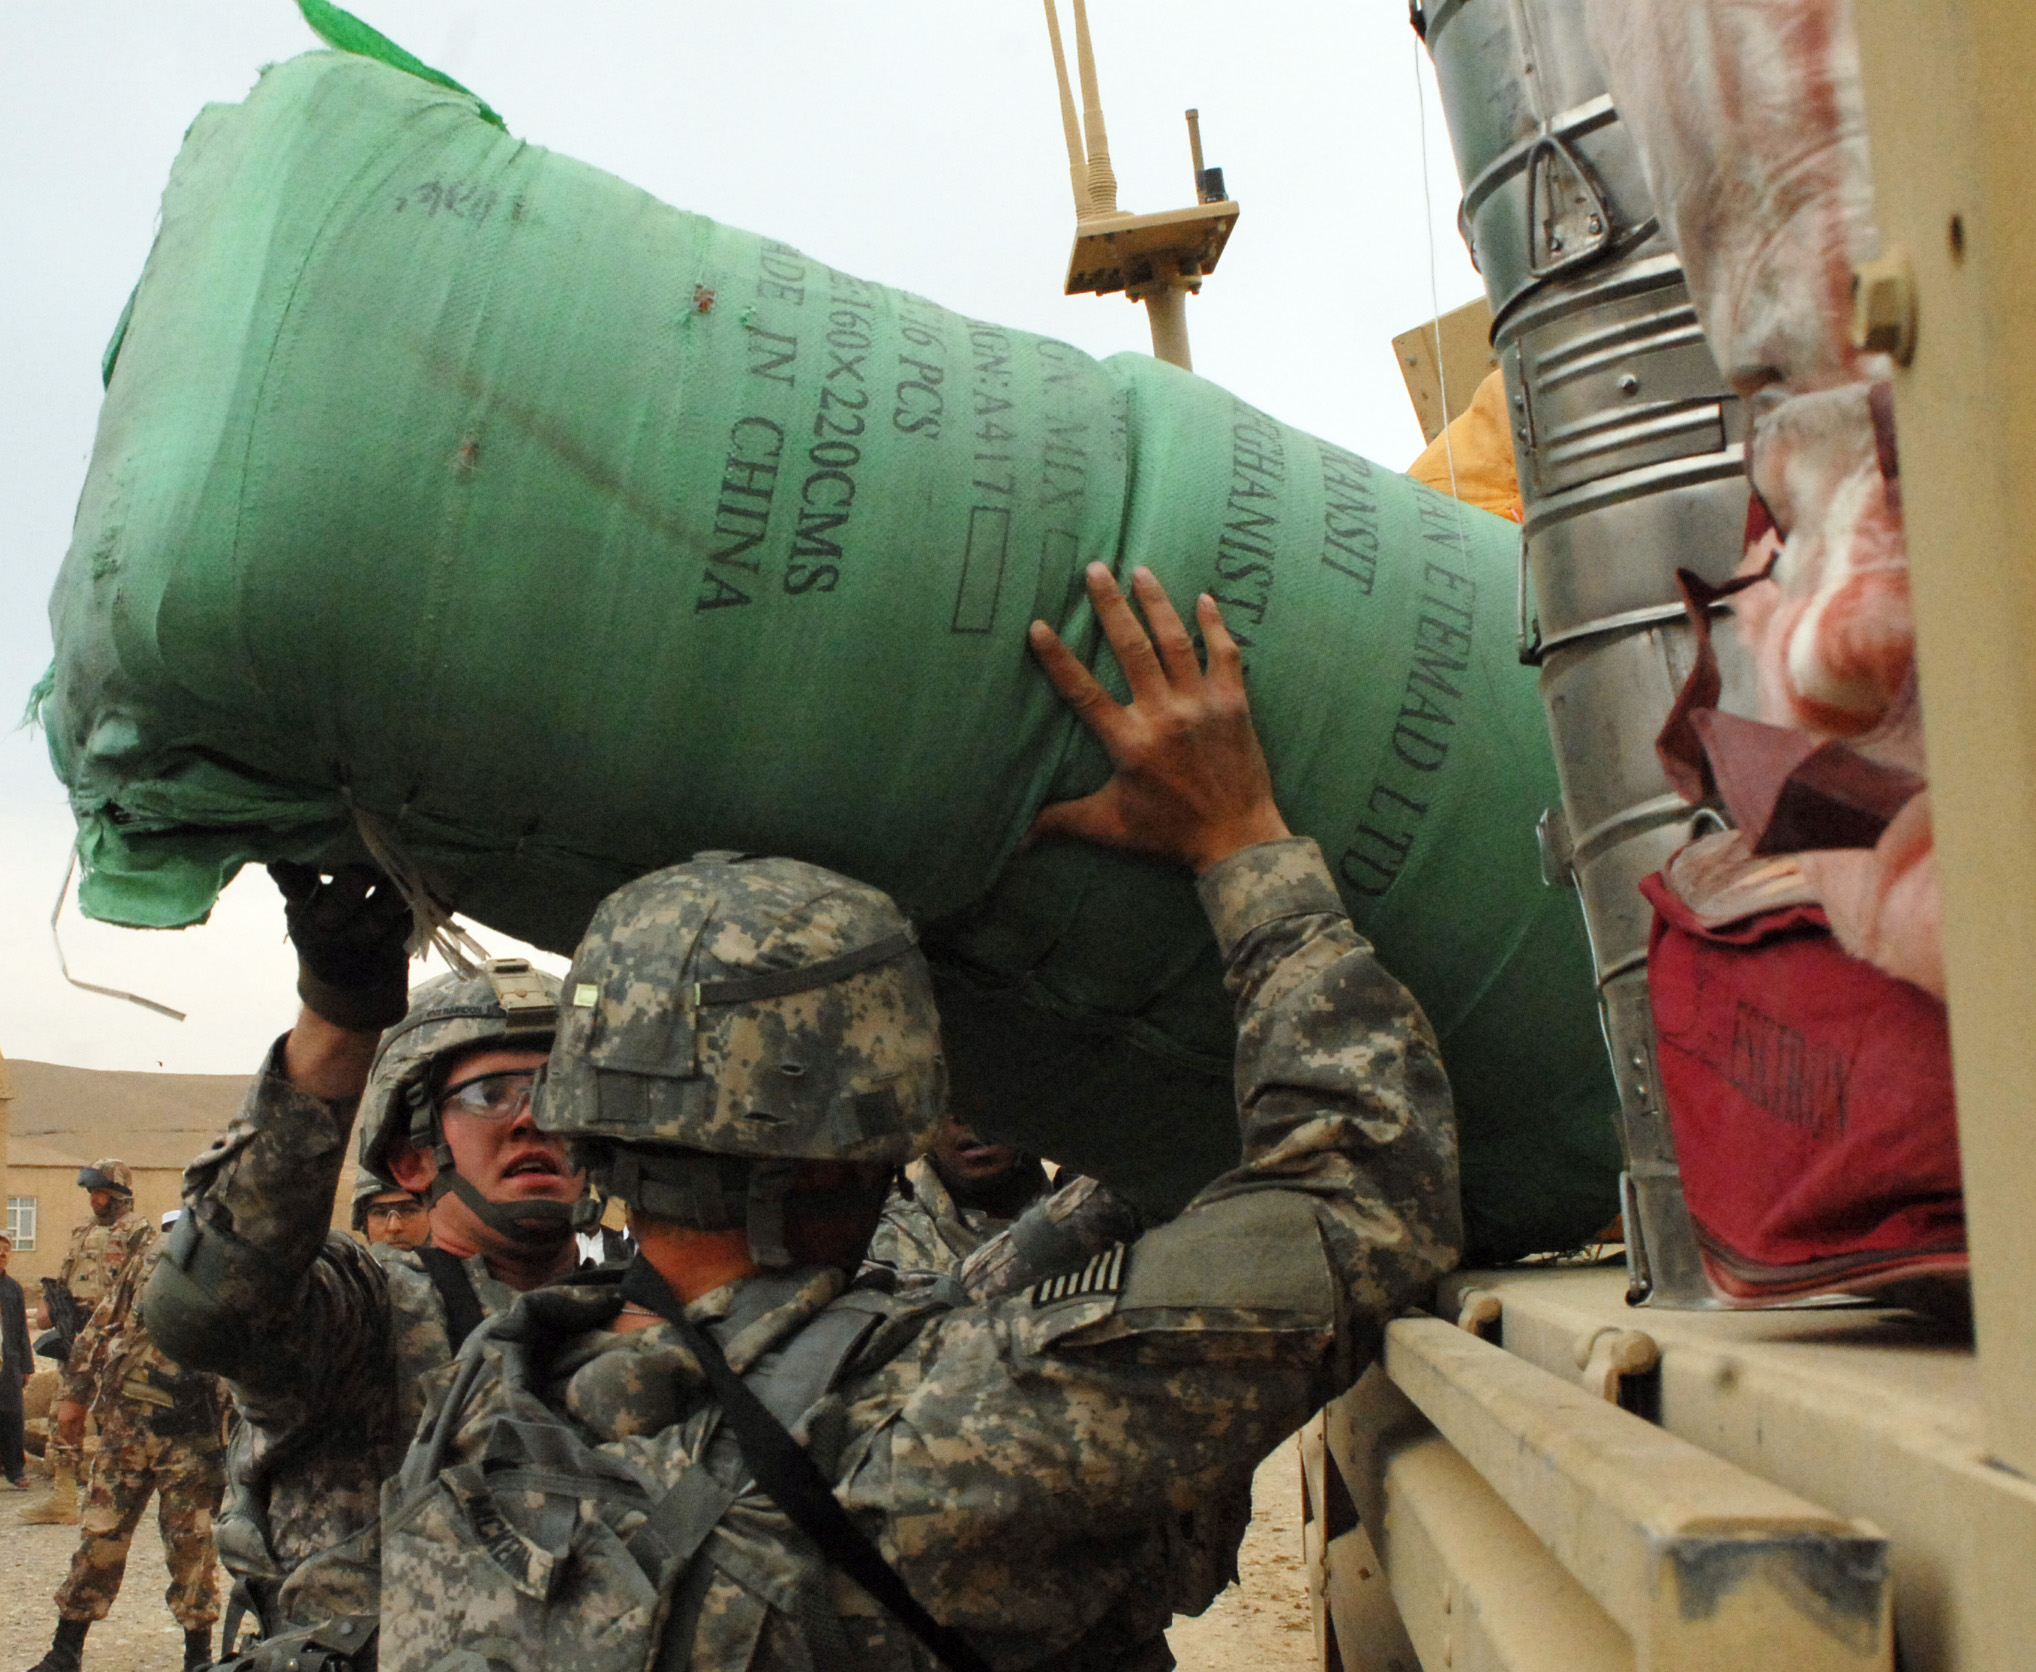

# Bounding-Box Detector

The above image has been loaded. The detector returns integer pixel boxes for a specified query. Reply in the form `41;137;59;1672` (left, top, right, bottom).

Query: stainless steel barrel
1420;0;1753;1303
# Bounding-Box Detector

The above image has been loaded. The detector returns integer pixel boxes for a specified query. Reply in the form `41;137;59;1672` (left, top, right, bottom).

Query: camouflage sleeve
144;1036;394;1418
1190;833;1461;1350
955;1174;1143;1302
838;840;1458;1640
100;1213;153;1294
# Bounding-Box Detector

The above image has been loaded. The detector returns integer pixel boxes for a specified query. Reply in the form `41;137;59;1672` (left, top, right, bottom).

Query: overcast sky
0;0;1481;1075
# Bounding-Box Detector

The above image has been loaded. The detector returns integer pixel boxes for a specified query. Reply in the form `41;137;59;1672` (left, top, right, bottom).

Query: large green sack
42;47;1618;1258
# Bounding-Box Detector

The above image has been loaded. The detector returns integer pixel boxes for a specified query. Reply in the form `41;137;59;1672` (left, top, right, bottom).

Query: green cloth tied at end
294;0;504;127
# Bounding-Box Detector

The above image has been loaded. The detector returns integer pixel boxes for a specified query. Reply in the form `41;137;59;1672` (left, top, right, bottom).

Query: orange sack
1406;369;1522;523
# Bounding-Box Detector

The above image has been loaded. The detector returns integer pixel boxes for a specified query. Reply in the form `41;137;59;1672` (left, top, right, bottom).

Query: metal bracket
1527;132;1614;279
1536;806;1576;889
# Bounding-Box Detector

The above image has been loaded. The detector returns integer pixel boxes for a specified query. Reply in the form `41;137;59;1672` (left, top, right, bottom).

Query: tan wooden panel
1392;298;1496;442
1850;0;2036;1486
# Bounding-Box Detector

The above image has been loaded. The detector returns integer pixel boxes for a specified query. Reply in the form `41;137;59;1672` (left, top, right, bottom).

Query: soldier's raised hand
269;863;414;1032
1026;564;1290;873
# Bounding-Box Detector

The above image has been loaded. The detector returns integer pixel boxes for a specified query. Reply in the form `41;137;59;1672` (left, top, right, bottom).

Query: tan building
2;1056;358;1287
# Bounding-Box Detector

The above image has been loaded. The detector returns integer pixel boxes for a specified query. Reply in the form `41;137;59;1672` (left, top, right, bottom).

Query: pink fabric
1586;0;1943;995
1743;384;1913;733
1580;0;1879;398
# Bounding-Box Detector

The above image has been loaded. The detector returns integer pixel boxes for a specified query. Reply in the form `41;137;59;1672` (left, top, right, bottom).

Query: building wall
1;1056;361;1290
6;1163;190;1289
6;1161;364;1291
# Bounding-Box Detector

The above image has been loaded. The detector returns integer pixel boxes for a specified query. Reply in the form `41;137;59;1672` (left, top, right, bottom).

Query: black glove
269;863;413;1031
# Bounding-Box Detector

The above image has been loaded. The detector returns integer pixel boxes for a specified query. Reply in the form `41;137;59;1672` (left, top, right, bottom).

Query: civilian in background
1;1231;30;1489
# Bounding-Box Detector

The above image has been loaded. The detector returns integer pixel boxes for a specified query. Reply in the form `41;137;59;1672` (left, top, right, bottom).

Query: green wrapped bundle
43;46;1618;1255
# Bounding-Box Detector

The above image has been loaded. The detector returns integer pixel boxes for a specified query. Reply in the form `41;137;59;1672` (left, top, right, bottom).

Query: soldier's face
931;1116;1021;1185
389;1046;584;1237
363;1193;430;1250
87;1190;118;1224
0;1242;10;1275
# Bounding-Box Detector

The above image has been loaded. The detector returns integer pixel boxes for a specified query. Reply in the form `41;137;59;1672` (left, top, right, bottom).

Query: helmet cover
78;1160;133;1196
538;855;944;1169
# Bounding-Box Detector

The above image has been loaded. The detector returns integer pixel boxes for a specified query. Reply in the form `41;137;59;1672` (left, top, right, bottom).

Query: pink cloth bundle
1587;0;1941;995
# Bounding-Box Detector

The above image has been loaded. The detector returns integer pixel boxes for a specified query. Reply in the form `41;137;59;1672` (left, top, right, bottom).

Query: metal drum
1421;0;1752;1304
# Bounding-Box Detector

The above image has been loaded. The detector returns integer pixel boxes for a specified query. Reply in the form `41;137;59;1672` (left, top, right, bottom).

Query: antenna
1069;0;1119;216
1043;0;1092;218
1043;2;1239;371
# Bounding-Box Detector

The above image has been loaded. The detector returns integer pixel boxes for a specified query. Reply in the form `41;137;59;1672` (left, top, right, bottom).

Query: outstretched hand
269;862;414;1036
1026;564;1290;874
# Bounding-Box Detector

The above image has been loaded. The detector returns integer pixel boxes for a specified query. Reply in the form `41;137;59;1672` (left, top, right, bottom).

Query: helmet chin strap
426;1142;593;1247
745;1160;796;1269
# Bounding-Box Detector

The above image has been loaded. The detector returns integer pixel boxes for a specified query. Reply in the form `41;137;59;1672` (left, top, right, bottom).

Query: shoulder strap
416;1246;485;1354
619;1260;989;1672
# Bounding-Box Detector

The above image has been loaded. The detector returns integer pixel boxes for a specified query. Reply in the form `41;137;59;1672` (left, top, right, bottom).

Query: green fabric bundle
43;44;1618;1255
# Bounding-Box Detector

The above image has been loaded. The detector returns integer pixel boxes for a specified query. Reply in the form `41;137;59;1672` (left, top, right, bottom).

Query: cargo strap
618;1260;990;1672
415;1247;485;1354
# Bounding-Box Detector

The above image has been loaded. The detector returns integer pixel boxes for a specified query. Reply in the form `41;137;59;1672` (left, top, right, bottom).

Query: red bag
1642;834;1966;1306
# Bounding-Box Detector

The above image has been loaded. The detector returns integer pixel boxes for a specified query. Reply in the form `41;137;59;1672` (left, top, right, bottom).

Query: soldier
26;1212;228;1672
23;1162;151;1526
377;565;1460;1672
1;1231;30;1490
349;1176;429;1252
860;1115;1054;1295
142;893;589;1668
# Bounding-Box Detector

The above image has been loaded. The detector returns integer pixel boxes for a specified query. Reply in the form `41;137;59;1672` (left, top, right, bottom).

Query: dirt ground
1;1459;214;1672
0;1437;1314;1672
1166;1434;1316;1672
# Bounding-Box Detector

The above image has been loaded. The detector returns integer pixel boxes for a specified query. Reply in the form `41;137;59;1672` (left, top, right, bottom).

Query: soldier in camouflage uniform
28;1215;228;1672
142;883;590;1669
860;1117;1052;1296
24;1161;152;1527
378;565;1461;1672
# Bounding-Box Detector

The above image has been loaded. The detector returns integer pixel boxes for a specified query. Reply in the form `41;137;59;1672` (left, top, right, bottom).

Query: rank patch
1029;1243;1127;1307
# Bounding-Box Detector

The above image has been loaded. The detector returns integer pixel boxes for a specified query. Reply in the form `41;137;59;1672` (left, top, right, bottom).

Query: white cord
49;850;186;1021
347;799;492;977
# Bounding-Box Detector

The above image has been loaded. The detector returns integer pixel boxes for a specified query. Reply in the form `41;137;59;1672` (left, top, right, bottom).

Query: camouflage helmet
538;854;944;1261
359;960;584;1246
78;1160;133;1196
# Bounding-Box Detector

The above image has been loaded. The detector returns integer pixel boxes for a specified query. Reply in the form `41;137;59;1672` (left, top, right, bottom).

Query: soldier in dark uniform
376;567;1460;1672
0;1232;30;1490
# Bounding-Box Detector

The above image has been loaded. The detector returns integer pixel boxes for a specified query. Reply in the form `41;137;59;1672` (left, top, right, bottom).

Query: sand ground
0;1436;1316;1671
1166;1433;1316;1672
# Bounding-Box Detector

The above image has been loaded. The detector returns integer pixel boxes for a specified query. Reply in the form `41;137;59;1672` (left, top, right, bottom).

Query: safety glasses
364;1199;427;1224
437;1068;538;1122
